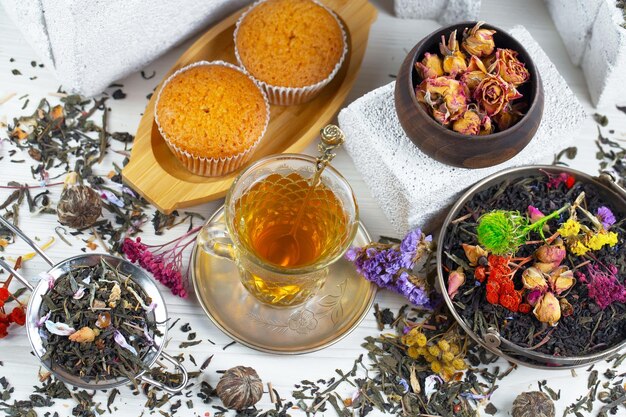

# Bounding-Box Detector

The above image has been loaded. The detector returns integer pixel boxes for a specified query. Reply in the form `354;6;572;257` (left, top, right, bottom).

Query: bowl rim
405;21;542;142
436;165;626;369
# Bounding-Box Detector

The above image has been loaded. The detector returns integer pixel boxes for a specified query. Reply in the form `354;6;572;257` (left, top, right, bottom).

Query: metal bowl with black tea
437;166;626;368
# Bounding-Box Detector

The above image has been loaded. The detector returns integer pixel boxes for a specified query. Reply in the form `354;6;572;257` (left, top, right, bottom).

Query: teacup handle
199;219;236;261
140;351;189;394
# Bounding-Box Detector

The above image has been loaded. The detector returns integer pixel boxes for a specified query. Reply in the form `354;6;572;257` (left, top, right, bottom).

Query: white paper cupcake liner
233;0;349;106
154;60;270;177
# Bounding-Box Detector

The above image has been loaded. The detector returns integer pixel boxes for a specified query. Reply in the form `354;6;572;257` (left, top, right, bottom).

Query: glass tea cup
199;153;359;307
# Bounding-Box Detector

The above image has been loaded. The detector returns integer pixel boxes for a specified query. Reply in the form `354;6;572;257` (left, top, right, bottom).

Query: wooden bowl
394;22;544;169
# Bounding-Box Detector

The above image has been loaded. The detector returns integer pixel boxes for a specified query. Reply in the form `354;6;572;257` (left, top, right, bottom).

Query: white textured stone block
338;26;586;234
544;0;602;66
581;0;626;107
0;0;253;96
394;0;481;25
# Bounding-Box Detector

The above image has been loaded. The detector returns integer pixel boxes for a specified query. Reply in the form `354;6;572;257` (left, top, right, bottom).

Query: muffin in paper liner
234;0;349;106
154;61;270;177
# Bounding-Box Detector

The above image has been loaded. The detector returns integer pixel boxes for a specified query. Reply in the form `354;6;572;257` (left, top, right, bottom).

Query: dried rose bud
560;298;574;317
447;268;466;299
527;206;545;223
453;109;481;135
526;289;543;307
479;114;494;135
522;266;548;290
68;326;98;343
439;31;467;76
533;292;561;326
462;22;496;57
473;74;516;117
415;53;444;79
491;48;530;87
549;266;574;295
462;244;488;266
535;239;566;266
417;77;467;124
493;103;525;130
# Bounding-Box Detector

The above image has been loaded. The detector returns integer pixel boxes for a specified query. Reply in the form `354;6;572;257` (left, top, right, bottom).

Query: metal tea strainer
0;216;188;392
437;165;626;369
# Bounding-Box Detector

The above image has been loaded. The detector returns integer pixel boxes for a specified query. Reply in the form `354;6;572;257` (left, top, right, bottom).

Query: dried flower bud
216;366;263;410
108;283;121;308
533;292;561;326
447;268;466;299
535;239;565;266
452;109;481;135
459;55;488;94
522;267;548;290
474;74;520;117
417;77;467;124
492;48;530;87
549;266;574;295
462;244;488;266
462;22;496;57
415;53;444;79
493;102;525;130
68;326;98;343
526;289;543;307
439;31;467;75
527;206;545;223
559;298;574;317
479;114;494;135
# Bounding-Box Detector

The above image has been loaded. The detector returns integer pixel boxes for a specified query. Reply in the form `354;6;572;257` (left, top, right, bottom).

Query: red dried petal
475;266;486;282
0;323;7;338
9;306;25;326
0;288;9;302
565;175;575;189
518;303;531;314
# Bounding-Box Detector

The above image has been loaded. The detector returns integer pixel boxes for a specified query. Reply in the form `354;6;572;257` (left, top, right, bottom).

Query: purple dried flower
585;263;626;309
596;206;616;229
400;228;432;269
396;272;430;307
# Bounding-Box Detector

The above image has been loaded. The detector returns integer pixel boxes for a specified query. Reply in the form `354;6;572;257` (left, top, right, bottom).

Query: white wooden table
0;1;625;416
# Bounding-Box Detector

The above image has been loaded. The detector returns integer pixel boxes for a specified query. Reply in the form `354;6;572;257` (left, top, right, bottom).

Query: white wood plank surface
0;0;624;416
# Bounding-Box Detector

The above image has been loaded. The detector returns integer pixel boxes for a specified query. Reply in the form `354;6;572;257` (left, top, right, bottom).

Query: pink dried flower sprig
122;226;201;298
577;261;626;310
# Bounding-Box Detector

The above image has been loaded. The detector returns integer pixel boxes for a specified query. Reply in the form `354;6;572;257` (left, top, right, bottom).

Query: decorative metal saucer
190;206;376;354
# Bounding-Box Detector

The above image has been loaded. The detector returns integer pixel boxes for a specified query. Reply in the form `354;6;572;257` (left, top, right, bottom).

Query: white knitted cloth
0;0;253;97
338;26;587;234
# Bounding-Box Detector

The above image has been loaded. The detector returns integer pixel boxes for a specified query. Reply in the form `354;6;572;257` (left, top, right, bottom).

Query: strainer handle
0;215;54;266
140;351;189;394
0;257;34;291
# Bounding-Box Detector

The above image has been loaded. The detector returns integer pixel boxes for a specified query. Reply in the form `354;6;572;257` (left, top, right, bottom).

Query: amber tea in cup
200;154;358;307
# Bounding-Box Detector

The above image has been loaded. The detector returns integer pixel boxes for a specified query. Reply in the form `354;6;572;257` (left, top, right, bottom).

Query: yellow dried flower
431;361;443;373
558;218;581;238
452;358;467;370
441;351;455;363
423;353;436;363
437;339;451;352
417;346;429;356
570;240;589;256
586;231;619;251
415;332;427;347
407;346;420;359
428;345;441;357
443;365;456;376
449;343;461;355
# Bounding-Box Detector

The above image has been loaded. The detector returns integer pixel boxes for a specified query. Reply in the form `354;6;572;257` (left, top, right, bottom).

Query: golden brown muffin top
156;64;268;158
236;0;345;88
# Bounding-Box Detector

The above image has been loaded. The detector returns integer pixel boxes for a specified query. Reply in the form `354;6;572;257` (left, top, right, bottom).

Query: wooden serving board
123;0;378;214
